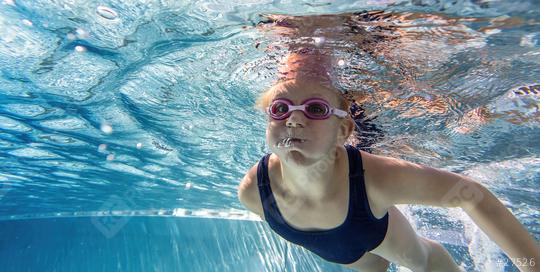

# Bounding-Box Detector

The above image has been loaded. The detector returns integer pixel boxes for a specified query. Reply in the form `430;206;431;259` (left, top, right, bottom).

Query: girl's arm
363;151;540;272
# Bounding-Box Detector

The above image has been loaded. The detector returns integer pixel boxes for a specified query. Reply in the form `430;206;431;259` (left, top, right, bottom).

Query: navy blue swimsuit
256;145;389;264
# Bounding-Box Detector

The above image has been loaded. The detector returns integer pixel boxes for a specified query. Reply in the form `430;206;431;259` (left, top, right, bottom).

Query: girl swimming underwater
237;48;540;271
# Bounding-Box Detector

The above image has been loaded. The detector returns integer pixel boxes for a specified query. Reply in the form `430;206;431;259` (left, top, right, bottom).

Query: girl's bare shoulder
237;154;282;220
358;151;405;214
360;151;399;177
238;160;265;219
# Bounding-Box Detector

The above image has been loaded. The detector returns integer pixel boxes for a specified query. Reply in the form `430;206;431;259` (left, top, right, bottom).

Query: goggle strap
332;108;349;118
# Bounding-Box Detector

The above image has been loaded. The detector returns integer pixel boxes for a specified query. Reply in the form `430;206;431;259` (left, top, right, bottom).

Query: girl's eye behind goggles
267;98;348;120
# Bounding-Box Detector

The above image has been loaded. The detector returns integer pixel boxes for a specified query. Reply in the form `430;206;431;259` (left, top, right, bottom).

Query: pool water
0;213;478;272
1;0;539;271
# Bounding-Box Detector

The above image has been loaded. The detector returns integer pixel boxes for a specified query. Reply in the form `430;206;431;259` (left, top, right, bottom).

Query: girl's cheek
266;126;279;142
267;120;285;132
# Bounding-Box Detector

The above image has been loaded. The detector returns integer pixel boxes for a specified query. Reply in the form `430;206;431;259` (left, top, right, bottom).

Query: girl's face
265;81;349;166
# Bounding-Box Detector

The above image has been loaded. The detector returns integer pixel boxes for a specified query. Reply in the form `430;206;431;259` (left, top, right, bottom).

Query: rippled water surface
1;0;539;271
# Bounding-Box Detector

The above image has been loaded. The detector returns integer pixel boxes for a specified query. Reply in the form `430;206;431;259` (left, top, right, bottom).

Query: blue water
1;0;539;271
2;217;354;272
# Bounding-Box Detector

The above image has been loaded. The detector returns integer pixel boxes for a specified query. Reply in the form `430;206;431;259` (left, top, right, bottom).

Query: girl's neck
277;147;346;201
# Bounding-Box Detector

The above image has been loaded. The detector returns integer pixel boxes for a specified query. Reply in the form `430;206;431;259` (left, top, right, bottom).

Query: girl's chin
283;150;309;166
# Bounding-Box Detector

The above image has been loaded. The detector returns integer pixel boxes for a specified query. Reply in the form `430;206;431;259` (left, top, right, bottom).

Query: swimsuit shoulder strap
345;145;370;217
256;153;272;187
256;153;275;216
345;145;389;223
345;144;364;178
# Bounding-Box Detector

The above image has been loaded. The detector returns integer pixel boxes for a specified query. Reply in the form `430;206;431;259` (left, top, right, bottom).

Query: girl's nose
286;110;306;128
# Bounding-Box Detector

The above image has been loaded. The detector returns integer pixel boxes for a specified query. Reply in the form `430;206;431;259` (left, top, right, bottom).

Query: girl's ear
338;117;355;143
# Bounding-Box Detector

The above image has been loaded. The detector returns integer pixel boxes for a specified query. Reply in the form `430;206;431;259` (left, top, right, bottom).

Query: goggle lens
306;102;329;117
270;102;289;118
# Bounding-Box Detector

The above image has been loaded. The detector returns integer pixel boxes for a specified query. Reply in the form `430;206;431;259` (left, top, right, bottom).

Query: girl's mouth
276;137;306;148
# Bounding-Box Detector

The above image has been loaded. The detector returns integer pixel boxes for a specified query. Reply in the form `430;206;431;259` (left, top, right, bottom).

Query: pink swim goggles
267;98;349;120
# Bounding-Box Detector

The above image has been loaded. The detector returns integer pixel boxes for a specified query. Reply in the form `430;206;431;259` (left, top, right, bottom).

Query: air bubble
22;19;32;26
75;45;86;52
98;144;107;152
96;6;118;20
313;37;325;46
75;28;89;39
276;137;293;149
3;0;15;6
100;123;113;134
